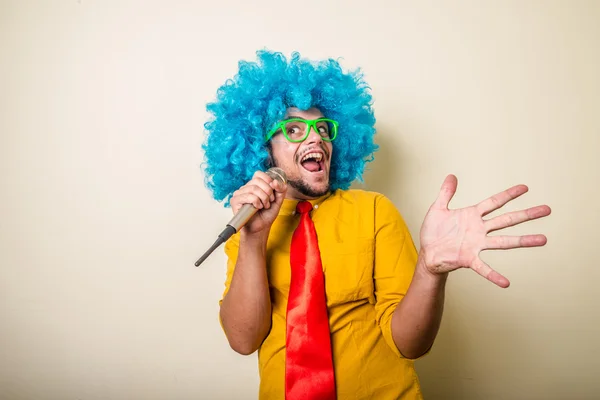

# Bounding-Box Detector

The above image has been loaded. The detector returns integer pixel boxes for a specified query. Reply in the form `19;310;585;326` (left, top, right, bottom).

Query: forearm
220;231;272;355
391;250;448;359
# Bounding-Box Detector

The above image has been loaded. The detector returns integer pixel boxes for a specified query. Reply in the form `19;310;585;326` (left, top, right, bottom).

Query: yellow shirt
222;189;424;399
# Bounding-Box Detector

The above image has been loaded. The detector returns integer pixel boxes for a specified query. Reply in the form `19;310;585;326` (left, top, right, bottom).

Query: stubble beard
287;176;331;199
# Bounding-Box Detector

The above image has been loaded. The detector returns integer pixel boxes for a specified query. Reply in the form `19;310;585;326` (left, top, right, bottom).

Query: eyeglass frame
265;118;339;143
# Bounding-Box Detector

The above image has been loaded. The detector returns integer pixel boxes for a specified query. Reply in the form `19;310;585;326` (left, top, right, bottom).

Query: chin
289;178;330;199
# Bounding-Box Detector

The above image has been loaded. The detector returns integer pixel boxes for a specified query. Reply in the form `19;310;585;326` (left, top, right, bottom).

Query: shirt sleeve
217;232;241;332
220;232;241;306
373;194;419;358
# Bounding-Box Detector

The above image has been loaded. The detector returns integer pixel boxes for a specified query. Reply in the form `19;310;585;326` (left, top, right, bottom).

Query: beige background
1;0;598;399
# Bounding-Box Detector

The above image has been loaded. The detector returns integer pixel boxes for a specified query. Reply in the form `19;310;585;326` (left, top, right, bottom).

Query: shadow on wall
350;124;424;224
351;126;400;197
415;288;539;400
415;302;472;400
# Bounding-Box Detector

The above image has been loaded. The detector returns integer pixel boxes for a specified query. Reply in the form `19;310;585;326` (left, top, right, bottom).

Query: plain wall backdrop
1;0;598;399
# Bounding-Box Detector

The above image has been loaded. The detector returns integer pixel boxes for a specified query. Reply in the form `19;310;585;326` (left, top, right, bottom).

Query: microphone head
266;167;287;185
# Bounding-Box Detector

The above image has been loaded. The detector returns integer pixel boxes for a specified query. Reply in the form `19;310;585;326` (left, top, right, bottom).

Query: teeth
301;152;323;162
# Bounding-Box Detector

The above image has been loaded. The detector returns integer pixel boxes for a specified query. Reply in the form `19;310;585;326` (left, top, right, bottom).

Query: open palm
420;175;551;288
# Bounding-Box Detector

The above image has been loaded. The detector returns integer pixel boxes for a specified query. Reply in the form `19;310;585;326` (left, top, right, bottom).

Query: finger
253;170;274;181
232;185;272;210
241;177;276;202
472;258;510;288
252;172;277;201
484;205;552;233
476;185;528;217
270;178;288;194
230;193;266;213
271;183;288;211
433;174;458;209
485;234;548;250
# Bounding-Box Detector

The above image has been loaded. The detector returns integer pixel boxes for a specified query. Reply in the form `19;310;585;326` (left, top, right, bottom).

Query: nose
304;125;323;145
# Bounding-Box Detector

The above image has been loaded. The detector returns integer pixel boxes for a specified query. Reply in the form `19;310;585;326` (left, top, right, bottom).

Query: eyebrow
285;116;324;120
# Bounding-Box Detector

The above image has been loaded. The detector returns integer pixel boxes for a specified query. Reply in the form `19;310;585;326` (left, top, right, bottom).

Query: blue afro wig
202;50;378;204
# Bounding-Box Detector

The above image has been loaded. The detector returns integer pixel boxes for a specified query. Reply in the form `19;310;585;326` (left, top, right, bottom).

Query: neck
285;189;330;201
284;180;331;201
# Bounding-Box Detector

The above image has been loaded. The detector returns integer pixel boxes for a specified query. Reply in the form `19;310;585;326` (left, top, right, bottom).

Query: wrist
240;228;270;247
416;250;448;286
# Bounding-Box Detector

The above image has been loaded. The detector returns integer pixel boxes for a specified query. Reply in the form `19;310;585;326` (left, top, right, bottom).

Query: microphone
194;167;287;267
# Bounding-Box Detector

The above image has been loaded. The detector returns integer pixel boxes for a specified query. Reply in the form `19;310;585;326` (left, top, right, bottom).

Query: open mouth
300;152;325;173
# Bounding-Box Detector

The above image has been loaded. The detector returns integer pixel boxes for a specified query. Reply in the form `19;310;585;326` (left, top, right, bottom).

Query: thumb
273;183;287;205
433;174;458;209
270;180;288;209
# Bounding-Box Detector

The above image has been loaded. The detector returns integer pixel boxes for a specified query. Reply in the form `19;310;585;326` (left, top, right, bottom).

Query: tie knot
295;201;313;214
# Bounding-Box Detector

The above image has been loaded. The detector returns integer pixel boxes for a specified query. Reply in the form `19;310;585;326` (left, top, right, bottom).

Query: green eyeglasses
266;118;339;143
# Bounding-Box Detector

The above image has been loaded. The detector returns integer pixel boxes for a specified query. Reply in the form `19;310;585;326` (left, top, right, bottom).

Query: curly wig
202;50;378;204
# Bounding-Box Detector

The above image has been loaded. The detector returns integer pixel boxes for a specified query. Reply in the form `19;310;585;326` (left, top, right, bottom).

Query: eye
286;125;302;137
317;124;330;136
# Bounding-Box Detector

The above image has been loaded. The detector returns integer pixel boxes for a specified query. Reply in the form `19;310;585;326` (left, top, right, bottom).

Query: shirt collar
279;191;334;216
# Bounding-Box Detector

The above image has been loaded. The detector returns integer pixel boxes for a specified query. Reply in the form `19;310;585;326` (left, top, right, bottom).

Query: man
202;51;550;399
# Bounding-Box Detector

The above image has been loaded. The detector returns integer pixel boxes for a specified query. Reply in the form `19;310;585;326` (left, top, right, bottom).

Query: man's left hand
419;175;551;288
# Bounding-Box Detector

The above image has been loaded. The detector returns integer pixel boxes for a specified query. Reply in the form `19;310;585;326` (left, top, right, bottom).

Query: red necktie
285;201;336;400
